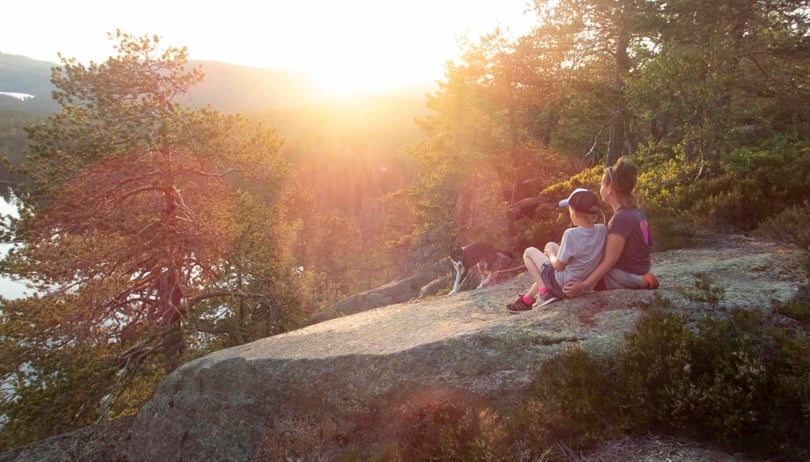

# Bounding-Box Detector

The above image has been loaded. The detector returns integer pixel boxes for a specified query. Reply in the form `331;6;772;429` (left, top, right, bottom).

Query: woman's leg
603;267;644;289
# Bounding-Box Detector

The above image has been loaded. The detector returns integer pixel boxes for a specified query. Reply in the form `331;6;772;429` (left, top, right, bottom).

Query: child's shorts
540;261;566;299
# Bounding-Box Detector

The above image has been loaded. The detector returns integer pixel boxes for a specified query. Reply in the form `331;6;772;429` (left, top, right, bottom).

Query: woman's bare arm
563;233;625;296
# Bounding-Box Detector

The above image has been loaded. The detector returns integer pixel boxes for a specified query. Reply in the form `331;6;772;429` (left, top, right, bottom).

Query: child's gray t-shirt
554;224;607;287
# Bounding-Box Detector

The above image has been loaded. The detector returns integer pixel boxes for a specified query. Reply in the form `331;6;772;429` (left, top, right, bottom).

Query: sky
2;0;537;96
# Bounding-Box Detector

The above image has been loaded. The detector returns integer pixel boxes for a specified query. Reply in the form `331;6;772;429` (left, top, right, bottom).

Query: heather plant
389;391;509;462
617;303;695;430
518;344;623;454
634;153;706;250
677;311;772;445
704;140;808;232
685;273;726;309
633;138;810;249
618;305;810;456
776;297;810;325
515;295;810;458
755;204;810;251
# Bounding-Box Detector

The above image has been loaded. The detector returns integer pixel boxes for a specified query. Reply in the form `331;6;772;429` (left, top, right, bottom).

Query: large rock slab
126;236;807;461
310;259;453;323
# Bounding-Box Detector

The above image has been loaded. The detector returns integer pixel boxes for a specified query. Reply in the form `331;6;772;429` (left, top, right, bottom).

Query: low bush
388;388;509;462
755;204;810;251
518;293;810;458
618;304;810;457
618;302;696;431
777;297;810;325
635;138;810;249
518;345;624;455
360;292;810;460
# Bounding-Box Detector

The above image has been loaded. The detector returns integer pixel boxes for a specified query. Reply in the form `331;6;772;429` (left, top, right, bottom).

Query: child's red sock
522;294;535;304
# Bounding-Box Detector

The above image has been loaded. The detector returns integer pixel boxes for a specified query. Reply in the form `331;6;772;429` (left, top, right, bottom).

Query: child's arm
549;254;566;271
564;233;624;296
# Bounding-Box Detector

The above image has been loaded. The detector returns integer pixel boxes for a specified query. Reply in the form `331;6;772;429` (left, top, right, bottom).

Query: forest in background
0;0;808;452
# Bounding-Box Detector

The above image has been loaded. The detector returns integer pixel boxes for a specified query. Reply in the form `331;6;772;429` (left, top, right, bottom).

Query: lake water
1;197;30;300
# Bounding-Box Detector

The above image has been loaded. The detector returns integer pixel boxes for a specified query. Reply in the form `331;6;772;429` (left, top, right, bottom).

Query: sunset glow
2;0;535;97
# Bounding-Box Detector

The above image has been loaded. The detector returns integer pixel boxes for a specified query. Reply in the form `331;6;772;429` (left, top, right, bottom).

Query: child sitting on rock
507;188;607;312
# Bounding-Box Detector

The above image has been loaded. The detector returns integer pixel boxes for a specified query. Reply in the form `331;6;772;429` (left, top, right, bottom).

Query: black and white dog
449;241;514;295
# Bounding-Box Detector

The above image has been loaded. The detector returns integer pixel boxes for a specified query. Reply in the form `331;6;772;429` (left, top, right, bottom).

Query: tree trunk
607;27;632;166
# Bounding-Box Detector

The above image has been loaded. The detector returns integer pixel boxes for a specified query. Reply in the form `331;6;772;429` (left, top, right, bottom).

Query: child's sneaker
642;272;659;289
507;295;534;313
537;291;558;307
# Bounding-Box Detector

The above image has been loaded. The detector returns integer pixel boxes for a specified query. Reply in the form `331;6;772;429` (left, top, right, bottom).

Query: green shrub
634;138;810;245
618;306;810;456
514;166;605;252
776;297;810;325
700;140;808;232
644;207;702;250
517;344;624;456
618;305;695;430
635;152;711;250
755;205;810;251
390;389;508;462
682;311;771;444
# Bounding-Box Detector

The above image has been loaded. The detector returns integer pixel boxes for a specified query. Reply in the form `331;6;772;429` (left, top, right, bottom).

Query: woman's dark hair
605;156;637;195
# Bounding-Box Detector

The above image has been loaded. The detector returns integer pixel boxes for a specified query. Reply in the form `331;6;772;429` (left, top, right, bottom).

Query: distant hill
0;53;53;94
186;60;323;112
0;53;433;206
0;52;435;115
0;53;59;114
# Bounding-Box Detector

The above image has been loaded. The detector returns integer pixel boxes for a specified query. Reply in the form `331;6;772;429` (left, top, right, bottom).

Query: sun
303;59;433;98
282;22;452;98
234;1;471;98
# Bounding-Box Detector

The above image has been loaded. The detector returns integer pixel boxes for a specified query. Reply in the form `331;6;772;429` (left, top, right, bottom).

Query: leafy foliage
0;31;301;449
390;389;508;462
755;204;810;251
520;345;623;451
408;0;808;253
619;306;810;455
0;109;37;190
